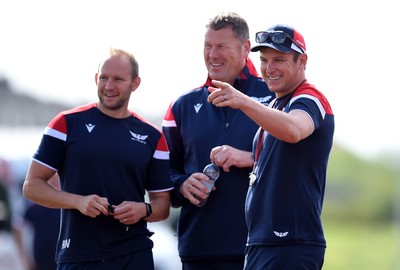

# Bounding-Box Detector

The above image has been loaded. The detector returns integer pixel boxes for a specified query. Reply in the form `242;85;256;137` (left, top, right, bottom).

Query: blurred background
1;0;399;269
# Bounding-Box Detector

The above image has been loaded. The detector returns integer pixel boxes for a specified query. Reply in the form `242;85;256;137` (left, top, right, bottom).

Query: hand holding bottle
195;163;220;207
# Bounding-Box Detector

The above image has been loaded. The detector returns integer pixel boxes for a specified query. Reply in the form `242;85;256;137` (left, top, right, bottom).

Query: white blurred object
0;231;26;270
149;221;181;270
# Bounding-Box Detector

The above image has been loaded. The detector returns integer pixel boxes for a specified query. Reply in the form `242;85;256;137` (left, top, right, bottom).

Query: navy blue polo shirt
33;103;172;263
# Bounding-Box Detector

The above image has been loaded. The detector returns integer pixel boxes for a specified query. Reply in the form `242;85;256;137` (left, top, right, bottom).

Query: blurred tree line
323;145;399;269
325;144;399;224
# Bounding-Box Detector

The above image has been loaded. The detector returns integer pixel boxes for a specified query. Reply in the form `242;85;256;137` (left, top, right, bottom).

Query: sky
1;0;399;159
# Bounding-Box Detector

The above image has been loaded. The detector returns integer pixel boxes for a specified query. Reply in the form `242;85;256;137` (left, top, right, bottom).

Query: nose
207;46;220;59
105;79;114;90
262;61;275;72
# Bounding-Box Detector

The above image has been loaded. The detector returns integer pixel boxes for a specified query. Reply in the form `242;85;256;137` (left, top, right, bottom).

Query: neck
97;103;131;119
275;78;306;98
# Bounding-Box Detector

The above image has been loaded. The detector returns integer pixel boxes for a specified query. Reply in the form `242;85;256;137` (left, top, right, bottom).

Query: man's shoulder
179;85;206;97
61;102;97;116
172;85;207;105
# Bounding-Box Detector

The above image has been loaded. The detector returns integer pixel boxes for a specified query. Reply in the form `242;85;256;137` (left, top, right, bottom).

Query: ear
131;76;141;92
95;73;99;85
243;39;251;55
299;53;308;68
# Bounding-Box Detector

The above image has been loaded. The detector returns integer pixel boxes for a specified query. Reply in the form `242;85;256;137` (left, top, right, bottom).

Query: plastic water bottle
196;163;220;207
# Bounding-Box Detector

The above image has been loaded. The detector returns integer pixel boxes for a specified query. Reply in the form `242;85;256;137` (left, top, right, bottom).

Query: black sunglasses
255;31;304;53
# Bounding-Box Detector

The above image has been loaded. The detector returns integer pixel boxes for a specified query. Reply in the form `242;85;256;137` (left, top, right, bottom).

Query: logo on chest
85;123;95;133
194;103;203;113
130;131;148;144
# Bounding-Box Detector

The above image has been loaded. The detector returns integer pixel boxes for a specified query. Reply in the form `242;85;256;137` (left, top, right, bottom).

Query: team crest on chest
130;131;148;144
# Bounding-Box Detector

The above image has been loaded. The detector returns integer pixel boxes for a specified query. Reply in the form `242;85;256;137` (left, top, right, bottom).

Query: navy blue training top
162;60;274;260
33;103;173;263
247;81;334;248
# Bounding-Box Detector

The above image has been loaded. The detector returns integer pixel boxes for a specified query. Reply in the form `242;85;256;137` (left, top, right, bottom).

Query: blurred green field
322;145;400;270
323;221;399;270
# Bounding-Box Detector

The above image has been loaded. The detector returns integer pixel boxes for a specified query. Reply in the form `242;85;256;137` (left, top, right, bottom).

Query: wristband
144;202;152;217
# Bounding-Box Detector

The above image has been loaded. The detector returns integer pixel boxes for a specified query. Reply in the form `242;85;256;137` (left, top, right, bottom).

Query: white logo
251;95;273;105
130;131;148;144
85;123;95;133
194;103;203;113
62;238;71;249
273;231;289;238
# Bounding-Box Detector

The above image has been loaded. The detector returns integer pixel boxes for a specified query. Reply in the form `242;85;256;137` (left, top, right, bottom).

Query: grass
323;220;399;270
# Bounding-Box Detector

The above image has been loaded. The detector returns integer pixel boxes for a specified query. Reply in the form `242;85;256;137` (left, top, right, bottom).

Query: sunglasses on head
255;31;304;53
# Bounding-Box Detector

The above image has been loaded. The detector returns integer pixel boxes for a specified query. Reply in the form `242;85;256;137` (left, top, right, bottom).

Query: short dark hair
206;12;249;43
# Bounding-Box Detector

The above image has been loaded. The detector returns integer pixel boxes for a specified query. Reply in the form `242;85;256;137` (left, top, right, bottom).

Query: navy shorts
244;245;325;270
182;258;244;270
57;248;154;270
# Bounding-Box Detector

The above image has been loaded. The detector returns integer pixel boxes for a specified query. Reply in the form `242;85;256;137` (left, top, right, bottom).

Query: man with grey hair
162;12;273;270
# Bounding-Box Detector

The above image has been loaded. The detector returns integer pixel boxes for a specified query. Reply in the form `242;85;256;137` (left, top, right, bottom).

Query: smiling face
95;54;140;118
203;27;250;86
259;47;307;97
